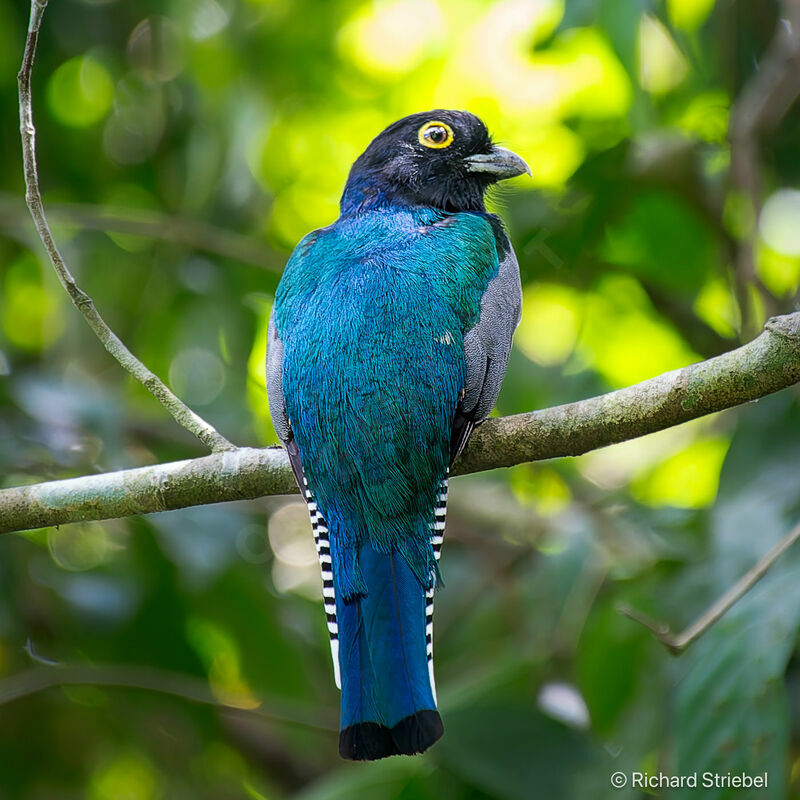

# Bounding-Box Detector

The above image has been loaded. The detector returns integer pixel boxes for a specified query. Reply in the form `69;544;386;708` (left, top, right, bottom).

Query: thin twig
619;519;800;654
1;311;799;534
0;194;283;273
0;662;337;731
729;0;800;336
17;0;234;453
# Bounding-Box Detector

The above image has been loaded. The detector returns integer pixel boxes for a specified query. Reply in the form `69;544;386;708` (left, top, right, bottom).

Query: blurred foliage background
1;0;800;797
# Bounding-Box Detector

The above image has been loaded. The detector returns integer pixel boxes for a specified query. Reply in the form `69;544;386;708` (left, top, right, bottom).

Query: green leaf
674;394;800;799
435;704;602;800
577;600;648;733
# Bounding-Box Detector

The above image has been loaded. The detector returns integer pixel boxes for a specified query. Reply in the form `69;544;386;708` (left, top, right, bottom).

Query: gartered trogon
267;110;527;760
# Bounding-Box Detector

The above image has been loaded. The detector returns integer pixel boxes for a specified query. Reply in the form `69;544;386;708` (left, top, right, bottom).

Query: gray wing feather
266;308;291;442
464;242;521;420
453;237;521;460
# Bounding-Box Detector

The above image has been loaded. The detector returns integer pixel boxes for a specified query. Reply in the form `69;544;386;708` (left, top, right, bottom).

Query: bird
267;109;527;760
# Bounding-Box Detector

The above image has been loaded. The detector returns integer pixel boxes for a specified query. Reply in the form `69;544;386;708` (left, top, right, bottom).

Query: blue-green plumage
267;109;526;760
275;208;498;597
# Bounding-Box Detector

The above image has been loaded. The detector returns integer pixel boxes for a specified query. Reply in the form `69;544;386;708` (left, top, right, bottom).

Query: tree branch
619;518;800;654
17;0;234;453
0;193;283;273
729;0;800;335
1;312;798;535
0;662;336;731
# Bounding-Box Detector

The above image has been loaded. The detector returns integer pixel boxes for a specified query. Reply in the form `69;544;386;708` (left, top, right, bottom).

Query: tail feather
425;475;448;700
337;542;443;760
299;473;341;688
294;443;448;761
340;711;443;760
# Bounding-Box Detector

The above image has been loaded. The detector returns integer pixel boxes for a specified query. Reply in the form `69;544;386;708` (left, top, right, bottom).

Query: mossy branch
1;312;798;535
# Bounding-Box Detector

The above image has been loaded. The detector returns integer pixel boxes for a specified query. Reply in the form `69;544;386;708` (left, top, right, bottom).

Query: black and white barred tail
298;469;449;697
300;475;341;688
426;474;448;702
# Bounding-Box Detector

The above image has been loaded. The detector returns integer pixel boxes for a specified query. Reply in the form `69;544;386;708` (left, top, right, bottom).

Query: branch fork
18;0;234;454
620;520;800;654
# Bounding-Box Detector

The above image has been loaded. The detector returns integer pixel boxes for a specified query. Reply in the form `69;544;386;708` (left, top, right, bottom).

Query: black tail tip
339;710;444;761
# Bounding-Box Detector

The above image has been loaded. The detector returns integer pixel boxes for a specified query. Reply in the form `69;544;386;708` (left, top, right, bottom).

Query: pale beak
463;146;531;179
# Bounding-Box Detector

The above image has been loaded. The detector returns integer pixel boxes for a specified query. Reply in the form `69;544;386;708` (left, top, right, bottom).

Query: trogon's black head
340;109;529;215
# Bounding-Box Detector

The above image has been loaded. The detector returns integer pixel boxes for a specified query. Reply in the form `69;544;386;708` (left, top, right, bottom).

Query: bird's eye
418;121;454;149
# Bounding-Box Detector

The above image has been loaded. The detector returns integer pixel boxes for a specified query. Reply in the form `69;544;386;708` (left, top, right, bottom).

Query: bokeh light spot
2;255;64;351
693;278;739;338
268;502;318;568
578;422;700;491
667;0;716;33
756;244;800;298
48;523;121;572
189;0;231;41
510;465;572;517
103;75;167;165
46;55;113;128
339;0;446;78
638;14;687;94
268;502;322;599
187;619;260;709
632;437;730;508
89;751;162;800
522;124;584;187
516;283;581;366
127;17;185;82
169;348;226;405
578;275;698;387
759;189;800;257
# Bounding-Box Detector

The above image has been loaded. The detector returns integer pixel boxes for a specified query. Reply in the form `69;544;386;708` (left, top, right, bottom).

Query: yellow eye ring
418;120;454;149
